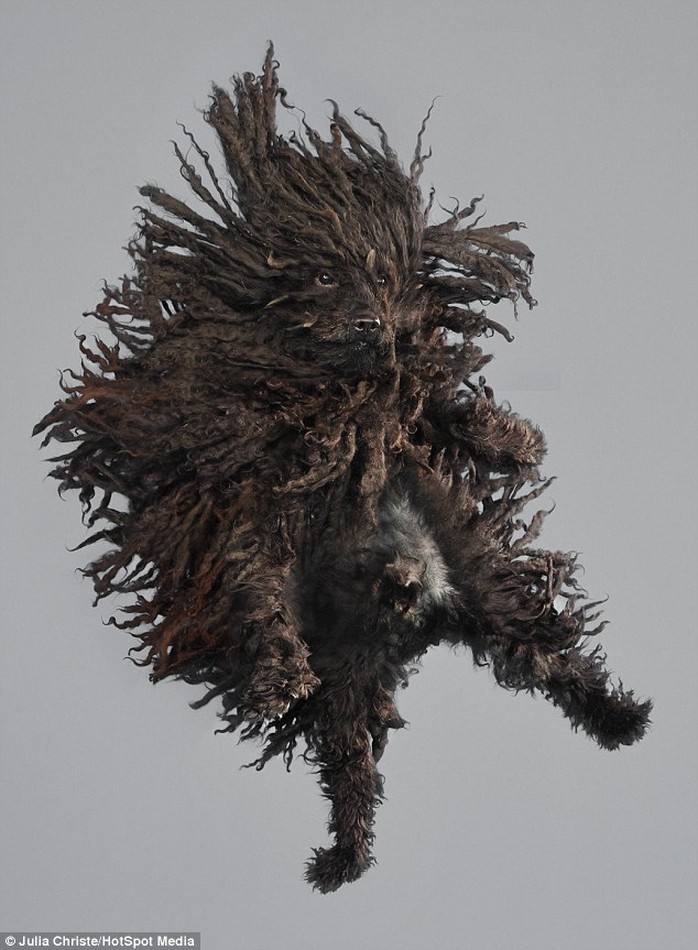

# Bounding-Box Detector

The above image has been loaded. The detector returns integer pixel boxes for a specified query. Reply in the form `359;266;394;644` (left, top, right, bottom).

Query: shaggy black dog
35;45;652;893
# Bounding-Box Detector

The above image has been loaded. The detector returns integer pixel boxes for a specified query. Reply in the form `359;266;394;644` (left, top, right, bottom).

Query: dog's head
133;45;533;387
138;53;431;381
225;147;424;378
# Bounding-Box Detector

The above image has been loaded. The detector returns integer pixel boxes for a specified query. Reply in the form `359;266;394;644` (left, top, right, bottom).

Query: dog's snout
352;317;382;337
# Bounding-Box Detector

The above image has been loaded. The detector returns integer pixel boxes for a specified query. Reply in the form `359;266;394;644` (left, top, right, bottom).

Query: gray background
1;1;696;947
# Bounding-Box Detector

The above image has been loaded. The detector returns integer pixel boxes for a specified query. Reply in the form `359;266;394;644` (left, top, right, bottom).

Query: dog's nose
352;317;381;336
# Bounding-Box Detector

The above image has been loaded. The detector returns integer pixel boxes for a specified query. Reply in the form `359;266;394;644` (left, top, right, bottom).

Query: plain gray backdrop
1;1;696;947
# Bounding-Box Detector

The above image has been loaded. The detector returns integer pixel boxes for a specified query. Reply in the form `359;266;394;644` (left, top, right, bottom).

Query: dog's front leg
237;545;320;720
440;393;546;470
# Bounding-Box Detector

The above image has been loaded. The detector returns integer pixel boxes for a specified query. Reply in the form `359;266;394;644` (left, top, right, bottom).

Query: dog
35;45;652;893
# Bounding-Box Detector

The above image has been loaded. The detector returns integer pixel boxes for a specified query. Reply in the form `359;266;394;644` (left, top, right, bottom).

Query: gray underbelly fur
303;483;455;661
375;487;455;611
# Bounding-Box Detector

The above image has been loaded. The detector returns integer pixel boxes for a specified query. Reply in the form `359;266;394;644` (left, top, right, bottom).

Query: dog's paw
583;689;653;750
243;669;320;722
304;846;374;894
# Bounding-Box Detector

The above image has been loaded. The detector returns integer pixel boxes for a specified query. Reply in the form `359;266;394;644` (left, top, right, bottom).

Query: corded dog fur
35;45;652;893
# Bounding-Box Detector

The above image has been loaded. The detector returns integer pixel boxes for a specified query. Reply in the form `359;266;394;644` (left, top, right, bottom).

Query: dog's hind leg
433;492;653;750
464;607;652;749
497;640;653;750
304;685;384;893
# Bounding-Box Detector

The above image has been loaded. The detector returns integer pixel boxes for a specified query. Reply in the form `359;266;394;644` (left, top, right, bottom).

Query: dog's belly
302;485;454;665
376;487;454;611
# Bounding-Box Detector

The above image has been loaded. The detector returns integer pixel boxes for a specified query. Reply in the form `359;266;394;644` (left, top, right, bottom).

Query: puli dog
35;45;652;893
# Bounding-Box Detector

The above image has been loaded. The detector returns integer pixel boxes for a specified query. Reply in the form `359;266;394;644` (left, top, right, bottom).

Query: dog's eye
376;274;387;287
315;271;336;287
